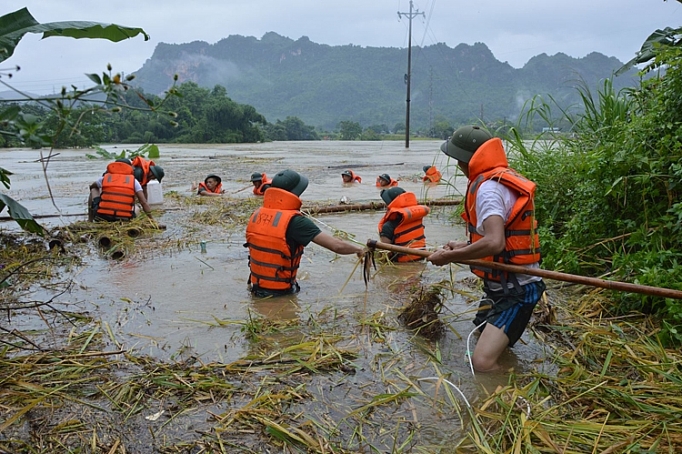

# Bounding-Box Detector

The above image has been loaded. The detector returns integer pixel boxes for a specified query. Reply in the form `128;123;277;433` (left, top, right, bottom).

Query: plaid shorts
473;280;546;347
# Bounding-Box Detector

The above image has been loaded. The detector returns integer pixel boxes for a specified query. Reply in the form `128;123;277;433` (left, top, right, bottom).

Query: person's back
245;182;306;295
378;187;429;262
245;169;364;297
89;159;157;224
93;161;138;222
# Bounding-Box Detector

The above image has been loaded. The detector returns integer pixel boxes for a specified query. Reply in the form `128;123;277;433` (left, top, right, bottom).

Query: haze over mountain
131;33;641;131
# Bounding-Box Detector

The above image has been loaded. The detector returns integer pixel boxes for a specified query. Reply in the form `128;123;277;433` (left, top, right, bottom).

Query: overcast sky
3;0;681;95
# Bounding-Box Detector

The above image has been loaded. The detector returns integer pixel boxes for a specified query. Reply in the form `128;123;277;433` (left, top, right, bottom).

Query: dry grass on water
398;282;447;341
2;192;682;452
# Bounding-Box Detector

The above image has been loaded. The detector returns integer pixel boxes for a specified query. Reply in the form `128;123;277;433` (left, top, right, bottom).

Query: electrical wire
466;298;492;376
417;376;471;408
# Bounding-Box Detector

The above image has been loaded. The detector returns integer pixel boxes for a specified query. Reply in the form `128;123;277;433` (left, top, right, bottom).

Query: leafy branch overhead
0;7;149;64
616;0;682;74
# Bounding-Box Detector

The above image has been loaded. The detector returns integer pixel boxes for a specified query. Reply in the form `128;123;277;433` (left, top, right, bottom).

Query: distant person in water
341;170;362;183
251;172;272;196
422;165;442;183
88;158;156;223
376;173;399;188
197;174;225;196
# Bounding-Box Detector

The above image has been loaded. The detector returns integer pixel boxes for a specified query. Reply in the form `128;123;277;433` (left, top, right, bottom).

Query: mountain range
131;32;641;131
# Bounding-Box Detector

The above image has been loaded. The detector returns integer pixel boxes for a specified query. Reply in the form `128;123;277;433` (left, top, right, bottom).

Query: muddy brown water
1;141;553;447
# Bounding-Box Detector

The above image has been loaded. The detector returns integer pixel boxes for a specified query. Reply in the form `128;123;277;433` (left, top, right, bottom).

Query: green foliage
360;128;380;141
97;82;267;144
262;116;319;141
429;118;454;140
338;120;362;140
85;143;160;160
508;44;682;344
0;8;148;64
0;194;43;234
85;146;127;160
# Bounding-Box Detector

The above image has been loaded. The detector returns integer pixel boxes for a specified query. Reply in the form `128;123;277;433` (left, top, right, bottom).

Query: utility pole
398;1;424;149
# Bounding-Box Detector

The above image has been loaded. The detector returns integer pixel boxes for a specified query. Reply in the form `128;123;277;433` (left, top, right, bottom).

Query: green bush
506;48;682;344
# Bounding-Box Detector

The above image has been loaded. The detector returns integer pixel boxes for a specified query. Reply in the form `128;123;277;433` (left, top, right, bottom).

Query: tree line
1;80;464;149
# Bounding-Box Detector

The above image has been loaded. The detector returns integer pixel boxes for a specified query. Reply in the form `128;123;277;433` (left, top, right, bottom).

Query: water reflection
249;294;300;320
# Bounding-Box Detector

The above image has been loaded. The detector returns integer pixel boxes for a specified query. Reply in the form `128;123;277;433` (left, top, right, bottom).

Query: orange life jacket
198;181;223;194
253;173;272;196
462;138;541;283
244;188;305;291
377;192;430;262
422;166;442;183
96;161;136;220
376;177;399;187
343;170;362;183
131;156;156;187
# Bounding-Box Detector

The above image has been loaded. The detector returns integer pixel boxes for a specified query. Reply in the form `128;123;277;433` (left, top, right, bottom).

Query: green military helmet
150;165;165;182
271;169;309;196
440;125;492;163
380;187;405;205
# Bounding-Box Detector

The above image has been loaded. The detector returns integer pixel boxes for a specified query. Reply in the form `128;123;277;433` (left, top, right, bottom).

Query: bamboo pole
230;184;253;194
326;162;405;170
0;213;86;221
366;239;682;300
303;198;461;214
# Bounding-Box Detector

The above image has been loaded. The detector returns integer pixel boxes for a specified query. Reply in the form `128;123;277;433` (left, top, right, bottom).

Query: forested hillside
131;32;641;131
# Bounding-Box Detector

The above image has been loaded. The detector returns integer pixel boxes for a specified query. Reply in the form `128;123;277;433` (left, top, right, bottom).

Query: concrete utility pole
398;0;424;149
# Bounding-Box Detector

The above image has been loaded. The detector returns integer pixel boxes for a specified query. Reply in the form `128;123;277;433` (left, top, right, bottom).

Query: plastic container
146;180;164;205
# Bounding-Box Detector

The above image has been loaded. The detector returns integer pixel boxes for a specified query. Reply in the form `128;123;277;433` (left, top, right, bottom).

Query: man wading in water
428;125;545;372
244;169;364;297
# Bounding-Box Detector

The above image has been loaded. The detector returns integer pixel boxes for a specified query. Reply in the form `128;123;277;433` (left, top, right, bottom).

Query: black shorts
250;282;300;298
473;280;546;347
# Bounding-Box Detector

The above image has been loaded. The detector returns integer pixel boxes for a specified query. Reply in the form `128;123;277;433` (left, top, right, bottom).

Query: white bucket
146;180;164;205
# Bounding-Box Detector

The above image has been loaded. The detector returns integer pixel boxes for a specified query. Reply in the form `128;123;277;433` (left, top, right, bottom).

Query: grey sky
3;0;681;94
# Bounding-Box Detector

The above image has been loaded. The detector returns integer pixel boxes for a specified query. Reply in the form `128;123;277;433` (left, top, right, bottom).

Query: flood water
1;141;552;448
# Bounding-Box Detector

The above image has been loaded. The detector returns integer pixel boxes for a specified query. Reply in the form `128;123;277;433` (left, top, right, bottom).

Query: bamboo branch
302;198;460;214
366;240;682;300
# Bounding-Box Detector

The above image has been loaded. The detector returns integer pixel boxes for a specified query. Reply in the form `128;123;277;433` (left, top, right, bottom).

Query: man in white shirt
428;125;545;372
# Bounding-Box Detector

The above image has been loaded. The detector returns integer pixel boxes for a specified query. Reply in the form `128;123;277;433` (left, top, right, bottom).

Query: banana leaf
0;7;149;64
0;194;44;235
